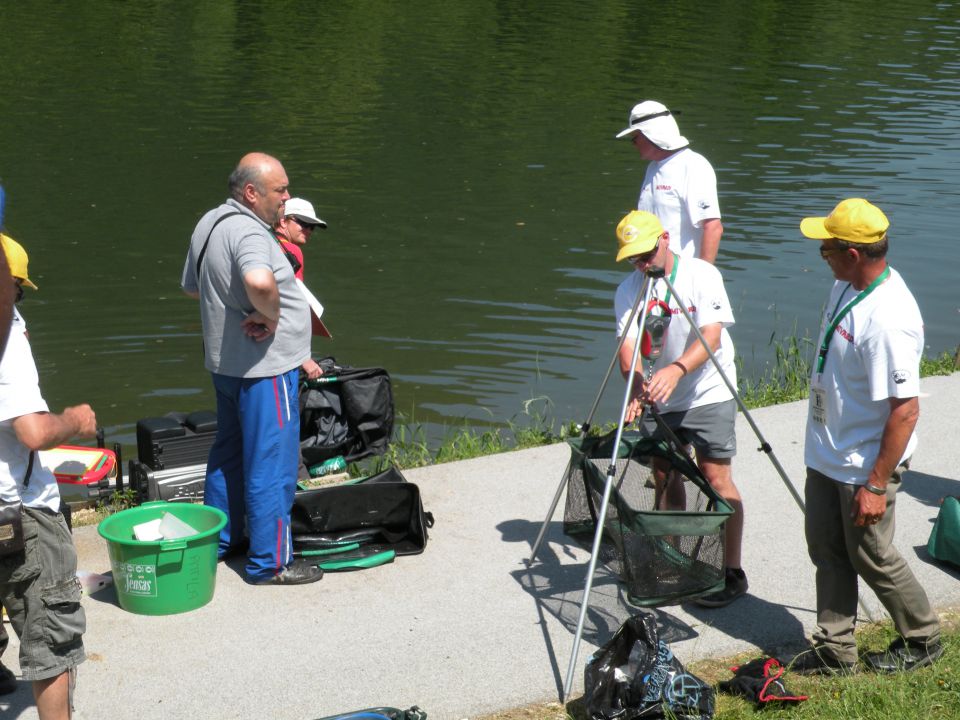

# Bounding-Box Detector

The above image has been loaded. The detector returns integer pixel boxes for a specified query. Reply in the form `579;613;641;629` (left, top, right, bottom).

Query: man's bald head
228;153;290;225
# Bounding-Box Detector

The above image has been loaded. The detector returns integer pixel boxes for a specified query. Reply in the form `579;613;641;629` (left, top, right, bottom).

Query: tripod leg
658;272;876;621
527;275;652;565
561;278;655;701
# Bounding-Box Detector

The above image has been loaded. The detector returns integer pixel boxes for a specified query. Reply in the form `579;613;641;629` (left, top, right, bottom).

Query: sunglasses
819;245;843;259
290;217;318;231
628;240;660;265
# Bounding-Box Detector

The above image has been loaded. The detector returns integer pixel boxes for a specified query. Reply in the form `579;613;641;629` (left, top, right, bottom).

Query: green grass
739;335;816;409
688;615;960;720
375;345;959;471
475;614;960;720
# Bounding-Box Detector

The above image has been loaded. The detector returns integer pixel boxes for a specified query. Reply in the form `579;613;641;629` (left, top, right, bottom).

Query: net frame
563;429;733;607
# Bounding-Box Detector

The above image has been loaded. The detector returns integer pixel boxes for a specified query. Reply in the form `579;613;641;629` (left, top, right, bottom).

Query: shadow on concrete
681;591;810;659
911;542;960;577
499;518;697;701
80;574;122;609
899;470;960;509
0;680;34;718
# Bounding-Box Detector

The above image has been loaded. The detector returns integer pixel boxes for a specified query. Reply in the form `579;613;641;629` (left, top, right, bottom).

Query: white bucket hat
283;197;327;228
615;100;689;151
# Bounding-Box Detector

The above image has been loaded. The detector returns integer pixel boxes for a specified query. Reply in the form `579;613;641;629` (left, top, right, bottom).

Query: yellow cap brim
800;216;831;240
616;237;658;262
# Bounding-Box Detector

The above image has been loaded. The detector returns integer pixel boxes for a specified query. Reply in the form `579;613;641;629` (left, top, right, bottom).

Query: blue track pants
205;369;300;581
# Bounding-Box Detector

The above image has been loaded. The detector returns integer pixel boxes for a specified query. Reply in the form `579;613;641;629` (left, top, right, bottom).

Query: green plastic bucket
97;501;227;616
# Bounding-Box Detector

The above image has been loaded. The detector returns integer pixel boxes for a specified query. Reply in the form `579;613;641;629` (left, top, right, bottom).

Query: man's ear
243;182;259;204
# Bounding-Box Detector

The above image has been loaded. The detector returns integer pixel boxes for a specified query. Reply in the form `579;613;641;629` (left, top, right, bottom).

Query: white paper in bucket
159;512;198;539
132;518;163;541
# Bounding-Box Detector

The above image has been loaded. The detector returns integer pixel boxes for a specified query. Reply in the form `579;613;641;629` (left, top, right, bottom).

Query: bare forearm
13;404;97;451
243;269;280;322
867;397;919;489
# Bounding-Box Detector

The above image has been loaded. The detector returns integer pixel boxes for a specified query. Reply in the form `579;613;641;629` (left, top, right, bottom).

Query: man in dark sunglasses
272;197;330;378
613;210;747;608
273;197;327;281
791;198;941;675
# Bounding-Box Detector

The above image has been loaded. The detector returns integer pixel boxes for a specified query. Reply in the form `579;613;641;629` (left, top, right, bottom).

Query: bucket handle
160;540;188;552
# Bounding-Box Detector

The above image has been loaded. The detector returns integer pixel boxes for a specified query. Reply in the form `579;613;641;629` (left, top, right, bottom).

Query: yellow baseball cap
616;210;664;262
800;198;889;244
0;233;38;290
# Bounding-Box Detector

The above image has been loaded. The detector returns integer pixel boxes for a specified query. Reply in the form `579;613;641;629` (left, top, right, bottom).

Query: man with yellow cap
791;198;941;675
613;210;746;607
0;233;98;716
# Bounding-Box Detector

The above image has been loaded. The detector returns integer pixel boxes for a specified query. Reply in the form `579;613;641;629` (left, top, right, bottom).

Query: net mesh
563;430;732;607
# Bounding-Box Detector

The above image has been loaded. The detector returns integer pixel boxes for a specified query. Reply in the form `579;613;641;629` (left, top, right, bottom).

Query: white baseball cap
615;100;689;151
284;198;327;228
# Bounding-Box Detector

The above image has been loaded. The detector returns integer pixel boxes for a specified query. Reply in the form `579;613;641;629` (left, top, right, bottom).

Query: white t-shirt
805;268;922;485
637;148;720;259
0;309;60;511
614;256;736;412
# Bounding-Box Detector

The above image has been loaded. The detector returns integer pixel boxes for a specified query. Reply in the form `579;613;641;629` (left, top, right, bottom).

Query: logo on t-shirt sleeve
892;370;910;384
698;201;711;210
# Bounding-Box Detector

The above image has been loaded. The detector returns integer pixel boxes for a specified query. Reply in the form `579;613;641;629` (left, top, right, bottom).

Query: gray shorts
640;398;737;459
0;506;86;681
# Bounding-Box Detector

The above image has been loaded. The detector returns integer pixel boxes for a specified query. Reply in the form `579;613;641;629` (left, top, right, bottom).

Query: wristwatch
863;483;886;496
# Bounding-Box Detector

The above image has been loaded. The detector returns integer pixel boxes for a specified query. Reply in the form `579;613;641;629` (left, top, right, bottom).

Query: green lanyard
657;254;679;307
816;266;890;373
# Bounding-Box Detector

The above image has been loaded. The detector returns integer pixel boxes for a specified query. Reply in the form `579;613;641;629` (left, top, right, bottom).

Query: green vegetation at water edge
377;347;959;471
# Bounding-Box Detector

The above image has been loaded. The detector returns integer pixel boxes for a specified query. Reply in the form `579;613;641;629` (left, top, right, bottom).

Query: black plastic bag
584;613;714;720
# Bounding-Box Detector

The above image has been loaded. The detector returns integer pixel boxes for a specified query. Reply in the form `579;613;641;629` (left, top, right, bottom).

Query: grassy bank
77;349;958;526
475;612;960;720
377;347;959;471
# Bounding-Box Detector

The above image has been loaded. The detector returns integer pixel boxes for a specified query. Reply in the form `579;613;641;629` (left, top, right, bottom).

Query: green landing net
562;429;734;607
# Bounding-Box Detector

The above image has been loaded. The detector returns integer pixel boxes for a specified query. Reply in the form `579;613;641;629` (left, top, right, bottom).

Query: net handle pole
658;273;877;622
561;275;656;701
527;274;653;565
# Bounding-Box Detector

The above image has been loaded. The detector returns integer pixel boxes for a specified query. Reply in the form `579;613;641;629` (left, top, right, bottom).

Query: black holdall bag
290;466;433;567
299;356;395;466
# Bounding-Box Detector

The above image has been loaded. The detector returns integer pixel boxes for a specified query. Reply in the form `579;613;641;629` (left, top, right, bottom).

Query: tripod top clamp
645;267;666;279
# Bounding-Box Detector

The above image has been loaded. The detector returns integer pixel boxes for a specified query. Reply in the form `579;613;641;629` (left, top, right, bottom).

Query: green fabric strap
816;266;891;373
662;253;679;307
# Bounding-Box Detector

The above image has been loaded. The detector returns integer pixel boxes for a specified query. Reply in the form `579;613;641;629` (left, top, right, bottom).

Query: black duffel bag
299;356;395;466
291;466;433;563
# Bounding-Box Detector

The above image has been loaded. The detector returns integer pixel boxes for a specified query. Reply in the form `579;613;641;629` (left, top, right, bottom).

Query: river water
0;0;957;454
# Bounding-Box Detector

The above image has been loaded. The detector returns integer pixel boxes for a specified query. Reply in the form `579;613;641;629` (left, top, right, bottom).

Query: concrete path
3;374;960;720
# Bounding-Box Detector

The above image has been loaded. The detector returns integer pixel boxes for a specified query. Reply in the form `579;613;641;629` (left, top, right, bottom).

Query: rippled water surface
0;1;957;452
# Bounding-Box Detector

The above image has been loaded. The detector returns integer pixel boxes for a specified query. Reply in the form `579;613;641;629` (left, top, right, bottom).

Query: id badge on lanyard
811;268;890;426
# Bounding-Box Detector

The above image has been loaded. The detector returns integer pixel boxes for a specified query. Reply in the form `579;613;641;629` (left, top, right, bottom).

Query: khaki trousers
804;466;940;663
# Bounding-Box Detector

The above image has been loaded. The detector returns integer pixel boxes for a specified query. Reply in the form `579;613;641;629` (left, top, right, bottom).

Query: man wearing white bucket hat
0;233;98;718
617;100;723;262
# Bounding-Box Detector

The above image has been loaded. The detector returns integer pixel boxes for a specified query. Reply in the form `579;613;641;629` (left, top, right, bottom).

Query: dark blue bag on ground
315;707;426;720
